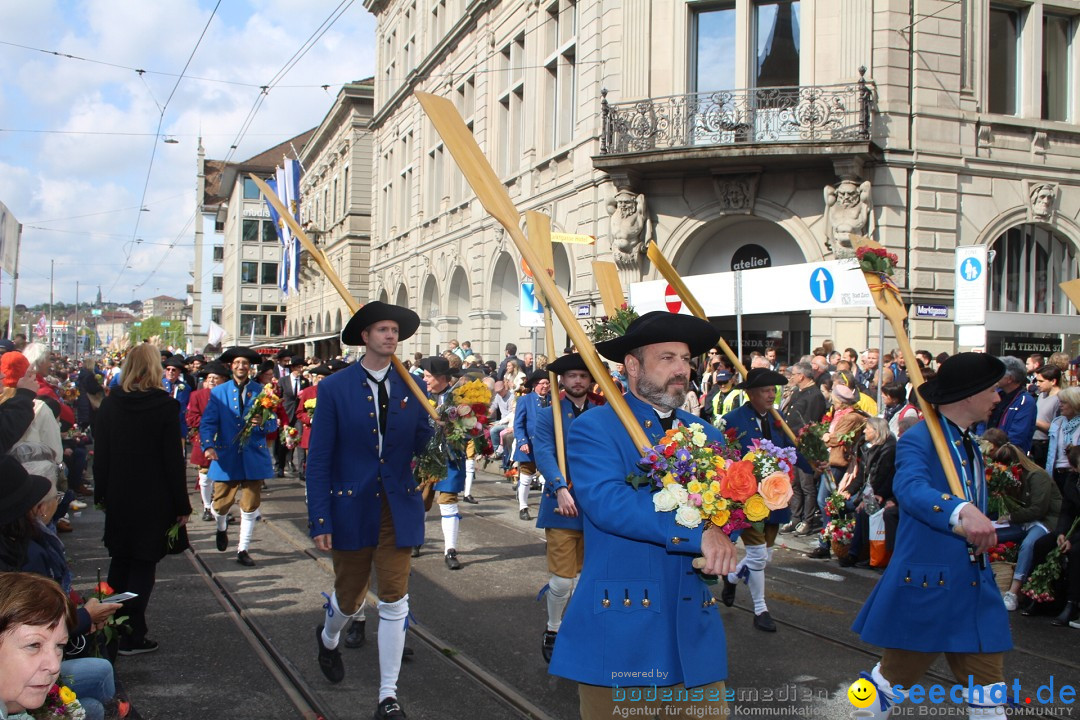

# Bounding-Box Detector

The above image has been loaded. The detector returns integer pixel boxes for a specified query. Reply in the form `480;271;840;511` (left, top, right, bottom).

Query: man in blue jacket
853;353;1009;719
532;353;597;663
200;346;276;568
975;355;1037;453
549;311;737;719
162;355;191;442
513;369;551;520
306;302;432;720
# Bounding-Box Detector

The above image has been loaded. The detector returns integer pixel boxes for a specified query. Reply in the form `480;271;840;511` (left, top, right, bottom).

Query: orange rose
719;461;758;502
759;471;794;510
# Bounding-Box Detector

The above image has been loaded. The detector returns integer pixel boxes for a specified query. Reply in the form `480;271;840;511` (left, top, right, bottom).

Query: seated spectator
1023;445;1080;626
840;417;897;567
991;443;1062;612
980;427;1010;454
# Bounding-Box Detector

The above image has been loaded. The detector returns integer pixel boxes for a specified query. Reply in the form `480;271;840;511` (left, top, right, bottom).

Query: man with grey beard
547;311;738;719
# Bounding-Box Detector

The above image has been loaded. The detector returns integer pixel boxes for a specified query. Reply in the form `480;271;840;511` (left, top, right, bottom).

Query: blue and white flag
283;158;302;294
263;176;289;296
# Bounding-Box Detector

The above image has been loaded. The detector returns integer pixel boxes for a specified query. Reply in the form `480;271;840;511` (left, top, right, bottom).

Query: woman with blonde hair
992;442;1062;611
93;343;190;656
1045;386;1080;491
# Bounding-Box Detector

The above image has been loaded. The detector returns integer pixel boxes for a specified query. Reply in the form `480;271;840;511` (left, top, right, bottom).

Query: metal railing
600;67;873;155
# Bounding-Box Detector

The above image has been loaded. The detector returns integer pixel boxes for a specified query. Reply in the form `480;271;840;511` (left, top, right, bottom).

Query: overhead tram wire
104;0;222;298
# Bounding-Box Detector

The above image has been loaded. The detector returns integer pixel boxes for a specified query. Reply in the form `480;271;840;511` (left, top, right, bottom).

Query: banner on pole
0;201;20;275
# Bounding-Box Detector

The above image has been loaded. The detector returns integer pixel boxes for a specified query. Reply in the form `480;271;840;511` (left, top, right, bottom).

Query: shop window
988;224;1079;315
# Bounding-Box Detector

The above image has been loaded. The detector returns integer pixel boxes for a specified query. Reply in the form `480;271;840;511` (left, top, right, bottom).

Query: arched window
988;224;1080;315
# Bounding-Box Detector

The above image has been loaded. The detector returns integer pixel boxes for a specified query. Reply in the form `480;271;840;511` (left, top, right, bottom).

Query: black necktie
758;413;772;440
374;375;389;436
657;411;673;431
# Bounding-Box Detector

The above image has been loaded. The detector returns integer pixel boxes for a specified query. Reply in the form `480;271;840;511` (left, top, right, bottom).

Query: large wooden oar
415;91;649;452
248;173;438;422
593;261;625;317
849;235;965;501
646;242;799;446
525;211;567;481
1060;279;1080;312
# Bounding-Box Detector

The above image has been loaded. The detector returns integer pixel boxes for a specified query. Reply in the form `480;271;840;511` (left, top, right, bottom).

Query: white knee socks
965;682;1008;718
237;510;258;552
439;502;460;554
464;459;475;497
321;592;360;649
546;574;575;632
857;663;905;720
742;544;769;614
377;595;409;702
518;472;532;510
198;472;212;510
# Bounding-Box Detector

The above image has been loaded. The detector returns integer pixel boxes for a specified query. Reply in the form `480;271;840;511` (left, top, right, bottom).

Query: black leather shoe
541;630;557;663
215;529;228;552
316;625;345;683
754;611;777;632
374;697;406;719
344;619;366;649
519;508;531;521
463;495;478;504
444;549;462;570
837;554;857;568
201;508;213;522
411;546;421;558
236;550;255;567
806;545;831;559
720;577;737;607
1051;601;1079;627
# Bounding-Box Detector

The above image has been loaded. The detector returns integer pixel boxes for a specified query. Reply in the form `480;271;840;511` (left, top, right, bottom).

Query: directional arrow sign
810;267;835;303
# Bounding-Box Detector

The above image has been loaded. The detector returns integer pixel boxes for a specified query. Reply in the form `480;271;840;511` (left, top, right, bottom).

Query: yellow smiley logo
848;678;877;709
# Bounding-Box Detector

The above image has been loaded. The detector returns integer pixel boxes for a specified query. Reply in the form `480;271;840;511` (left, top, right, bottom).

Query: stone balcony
595;68;879;177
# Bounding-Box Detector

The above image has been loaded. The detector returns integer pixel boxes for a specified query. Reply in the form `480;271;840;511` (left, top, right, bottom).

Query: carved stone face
837;182;861;208
1032;186;1054;217
617;198;637;217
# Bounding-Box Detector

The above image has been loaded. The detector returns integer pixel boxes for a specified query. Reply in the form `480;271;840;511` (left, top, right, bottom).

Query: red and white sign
664;283;683;314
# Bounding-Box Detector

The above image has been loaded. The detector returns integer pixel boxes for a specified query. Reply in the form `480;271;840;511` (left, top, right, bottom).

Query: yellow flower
687;480;704;494
710;480;722;494
743;451;757;464
702;491;716;505
744;494;770;522
59;687;77;704
710;509;731;527
691;429;707;447
661;472;676;486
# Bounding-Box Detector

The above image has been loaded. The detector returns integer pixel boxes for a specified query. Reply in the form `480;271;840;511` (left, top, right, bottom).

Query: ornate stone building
361;0;1080;362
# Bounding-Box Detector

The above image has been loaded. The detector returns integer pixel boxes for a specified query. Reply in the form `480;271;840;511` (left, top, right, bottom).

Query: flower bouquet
303;397;316;423
796;422;829;466
60;380;80;404
1022;517;1080;604
822;491;856;558
988;541;1020;592
856;246;899;276
414;379;494;483
628;425;793;539
237;385;281;447
30;684;85;720
91;574;128;657
281;425;301;450
985;462;1023;518
588;302;639;343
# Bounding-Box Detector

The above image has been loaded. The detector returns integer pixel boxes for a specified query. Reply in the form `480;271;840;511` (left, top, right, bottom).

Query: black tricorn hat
594;311;720;362
0;455;51;524
328;358;350;372
257;360;276;376
546;353;591;377
275;348;295;359
523;368;551;389
188;354;205;364
917;352;1005;406
308;364;333;376
419;356;457;378
218;346;262;364
735;368;789;390
162;356;187;370
341;302;420;346
199;362;230;379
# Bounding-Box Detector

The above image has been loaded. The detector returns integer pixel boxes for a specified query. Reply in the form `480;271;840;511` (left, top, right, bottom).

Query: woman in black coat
840;416;897;567
93;344;190;655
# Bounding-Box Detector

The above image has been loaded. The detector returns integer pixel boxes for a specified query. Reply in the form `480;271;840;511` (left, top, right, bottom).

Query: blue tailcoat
721;402;810;525
306;363;434;549
200;380;276;482
852;420;1013;653
512;391;547;463
533;397;595;531
163;377;191;436
428;387;465;494
549;393;728;689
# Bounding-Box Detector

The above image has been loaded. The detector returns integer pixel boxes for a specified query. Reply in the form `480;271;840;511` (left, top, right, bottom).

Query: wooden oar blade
592;261;624;316
525;211;555;306
1060;278;1080;311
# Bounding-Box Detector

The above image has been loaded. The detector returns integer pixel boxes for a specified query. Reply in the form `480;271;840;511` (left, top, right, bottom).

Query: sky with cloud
0;0;375;307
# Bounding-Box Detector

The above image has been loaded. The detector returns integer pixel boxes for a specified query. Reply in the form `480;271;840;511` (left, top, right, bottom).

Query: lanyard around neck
941;420;984;513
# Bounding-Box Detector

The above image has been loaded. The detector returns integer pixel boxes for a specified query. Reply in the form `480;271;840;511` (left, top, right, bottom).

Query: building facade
284;80;378;361
212;131;314;348
362;0;1080;364
141;295;186;321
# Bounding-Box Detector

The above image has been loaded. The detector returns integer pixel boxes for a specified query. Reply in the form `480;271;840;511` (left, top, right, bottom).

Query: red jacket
186;388;210;467
295;385;318;449
36;375;76;426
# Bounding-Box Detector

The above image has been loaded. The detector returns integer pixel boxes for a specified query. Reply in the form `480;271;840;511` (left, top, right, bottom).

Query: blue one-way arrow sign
810;267;835;303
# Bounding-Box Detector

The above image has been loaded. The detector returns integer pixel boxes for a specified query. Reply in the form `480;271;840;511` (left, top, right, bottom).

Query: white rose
675;504;703;528
653;487;679;513
667;483;690;506
460;415;477;429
